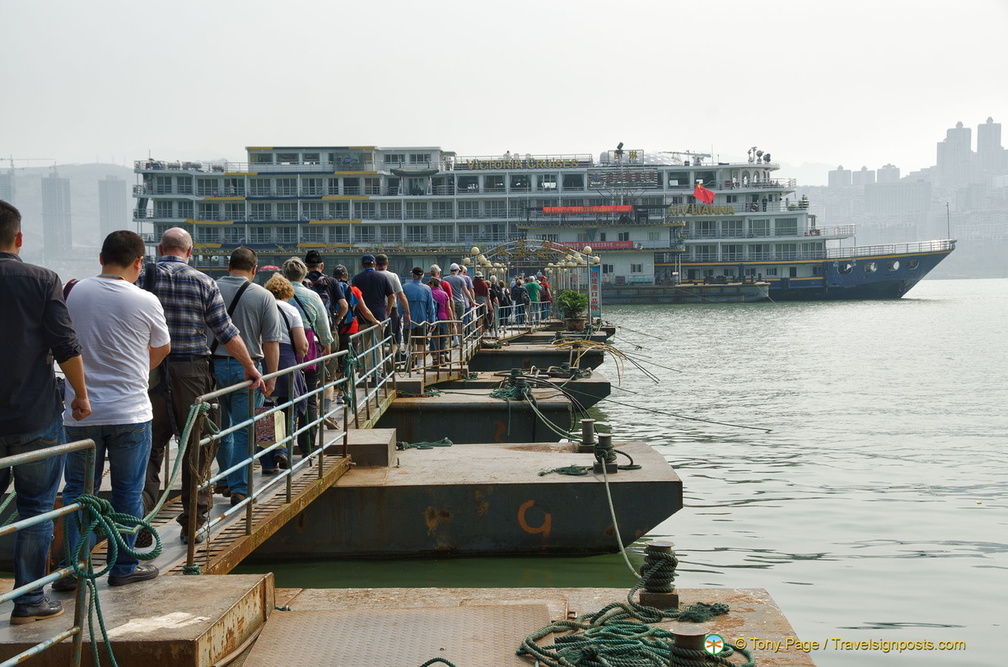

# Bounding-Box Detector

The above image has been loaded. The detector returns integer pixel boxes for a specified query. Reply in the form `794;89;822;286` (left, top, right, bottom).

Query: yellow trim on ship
322;195;368;200
186;219;233;226
203;197;245;202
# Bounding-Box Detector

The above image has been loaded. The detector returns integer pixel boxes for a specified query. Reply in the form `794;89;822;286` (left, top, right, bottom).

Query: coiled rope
62;493;164;667
517;550;754;666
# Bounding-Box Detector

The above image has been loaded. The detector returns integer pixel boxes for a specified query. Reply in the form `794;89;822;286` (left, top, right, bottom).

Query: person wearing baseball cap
351;254;392;321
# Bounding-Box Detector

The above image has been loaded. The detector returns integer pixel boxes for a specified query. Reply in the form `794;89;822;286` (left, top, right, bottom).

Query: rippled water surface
241;278;1008;665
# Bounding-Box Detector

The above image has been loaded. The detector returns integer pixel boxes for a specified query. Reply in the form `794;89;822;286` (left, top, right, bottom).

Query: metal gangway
115;302;553;576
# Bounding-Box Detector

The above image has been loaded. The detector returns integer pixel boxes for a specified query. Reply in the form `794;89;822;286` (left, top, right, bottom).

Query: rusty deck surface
248;586;815;667
243;441;682;560
0;574;273;666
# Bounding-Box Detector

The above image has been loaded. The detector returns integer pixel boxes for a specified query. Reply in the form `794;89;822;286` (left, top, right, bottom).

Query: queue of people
0;197;555;626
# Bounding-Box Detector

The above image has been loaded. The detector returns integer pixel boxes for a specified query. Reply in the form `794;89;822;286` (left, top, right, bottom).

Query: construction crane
3;156;56;201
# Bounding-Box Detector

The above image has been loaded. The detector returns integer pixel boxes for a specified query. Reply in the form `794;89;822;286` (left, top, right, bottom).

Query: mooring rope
517;548;755;666
62;493;164;667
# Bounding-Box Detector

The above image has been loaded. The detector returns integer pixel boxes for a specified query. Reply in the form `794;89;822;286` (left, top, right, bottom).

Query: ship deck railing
835;239;955;258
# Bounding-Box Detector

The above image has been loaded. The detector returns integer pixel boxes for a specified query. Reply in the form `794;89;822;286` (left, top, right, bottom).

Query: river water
240;278;1008;666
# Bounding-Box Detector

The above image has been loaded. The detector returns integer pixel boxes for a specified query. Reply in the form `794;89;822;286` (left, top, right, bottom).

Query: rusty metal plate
242;603;551;666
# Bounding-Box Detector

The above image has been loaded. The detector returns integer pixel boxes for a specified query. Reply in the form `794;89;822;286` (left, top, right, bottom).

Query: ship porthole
888;260;900;271
908;260;919;270
838;262;853;274
864;262;877;273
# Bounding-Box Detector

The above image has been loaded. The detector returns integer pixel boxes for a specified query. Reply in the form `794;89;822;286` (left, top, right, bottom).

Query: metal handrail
180;320;393;567
0;437;97;667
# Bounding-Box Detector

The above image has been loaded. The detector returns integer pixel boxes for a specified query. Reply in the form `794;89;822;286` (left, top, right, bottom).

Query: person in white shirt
57;230;171;589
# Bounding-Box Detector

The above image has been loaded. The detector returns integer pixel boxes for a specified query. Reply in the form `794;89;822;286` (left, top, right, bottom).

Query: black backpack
304;273;335;323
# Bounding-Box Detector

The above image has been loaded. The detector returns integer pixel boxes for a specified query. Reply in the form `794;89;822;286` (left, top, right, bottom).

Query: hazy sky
2;0;1005;182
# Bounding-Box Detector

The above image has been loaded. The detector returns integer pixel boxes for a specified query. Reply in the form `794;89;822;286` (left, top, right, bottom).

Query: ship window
888;260;900;271
384;154;405;164
562;174;584;190
331;225;349;243
864;262;877;273
327;201;350;219
250;226;270;244
766;268;778;277
432;225;453;242
276;153;298;165
618;232;630;241
631;264;644;273
303;153;320;165
253;153;273;164
538;175;557;190
510;175;530;191
409;153;428;165
837;262;852;274
602;264;614;274
908;260;919;270
276;178;297;196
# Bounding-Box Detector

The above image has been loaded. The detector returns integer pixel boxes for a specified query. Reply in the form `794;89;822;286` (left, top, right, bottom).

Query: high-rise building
976;116;1004;171
876;164;901;184
98;175;128;239
41;171;72;260
828;165;851;187
852;166;876;186
0;172;12;202
936;121;972;176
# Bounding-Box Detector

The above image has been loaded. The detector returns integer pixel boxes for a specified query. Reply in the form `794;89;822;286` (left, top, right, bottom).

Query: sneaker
51;572;78;593
230;492;248;507
179;525;206;545
323;417;339;430
10;597;64;625
108;562;159;587
275;453;289;470
214;483;231;498
261;467;278;475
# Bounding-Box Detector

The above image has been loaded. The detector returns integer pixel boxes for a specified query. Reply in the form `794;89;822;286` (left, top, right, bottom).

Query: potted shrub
555;289;589;331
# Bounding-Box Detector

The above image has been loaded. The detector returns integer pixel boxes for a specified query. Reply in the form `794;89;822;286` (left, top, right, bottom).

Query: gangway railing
149;305;560;571
0;438;96;667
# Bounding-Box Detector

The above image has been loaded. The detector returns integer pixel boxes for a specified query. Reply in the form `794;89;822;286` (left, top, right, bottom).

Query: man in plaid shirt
142;228;263;544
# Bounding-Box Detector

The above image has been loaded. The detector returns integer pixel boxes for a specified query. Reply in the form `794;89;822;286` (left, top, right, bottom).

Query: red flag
693;184;715;204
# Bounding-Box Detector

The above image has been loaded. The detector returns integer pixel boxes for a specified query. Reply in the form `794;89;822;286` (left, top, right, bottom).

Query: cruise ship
133;145;954;303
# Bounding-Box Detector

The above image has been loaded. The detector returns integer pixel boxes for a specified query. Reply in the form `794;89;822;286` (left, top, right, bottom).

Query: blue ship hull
766;246;953;301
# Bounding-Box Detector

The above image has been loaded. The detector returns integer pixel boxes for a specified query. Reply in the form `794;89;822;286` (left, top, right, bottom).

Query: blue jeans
0;417;65;605
213;358;263;496
64;421;151;579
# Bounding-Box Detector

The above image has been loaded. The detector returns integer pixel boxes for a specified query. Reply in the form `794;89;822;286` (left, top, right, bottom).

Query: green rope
182;564;202;575
61;493;165;667
489;385;527;401
397;437;454;450
538;449;641;476
418;659;458;667
518;557;754;666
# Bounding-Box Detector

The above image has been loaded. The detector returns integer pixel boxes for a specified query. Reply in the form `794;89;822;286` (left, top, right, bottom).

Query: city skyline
2;0;1005;179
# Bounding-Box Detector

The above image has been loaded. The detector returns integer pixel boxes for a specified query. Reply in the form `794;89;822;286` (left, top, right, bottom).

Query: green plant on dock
555;289;589;319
